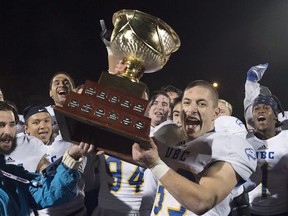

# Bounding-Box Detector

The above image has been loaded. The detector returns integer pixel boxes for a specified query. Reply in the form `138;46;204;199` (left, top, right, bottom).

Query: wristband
150;160;170;180
62;150;83;170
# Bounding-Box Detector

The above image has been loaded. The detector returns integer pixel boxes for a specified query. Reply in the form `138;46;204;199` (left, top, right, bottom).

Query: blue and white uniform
152;131;257;216
92;124;161;216
215;115;247;139
246;130;288;215
6;134;47;172
45;105;57;126
93;154;156;216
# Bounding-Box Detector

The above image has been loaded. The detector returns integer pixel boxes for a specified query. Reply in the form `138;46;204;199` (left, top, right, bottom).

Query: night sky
1;0;288;121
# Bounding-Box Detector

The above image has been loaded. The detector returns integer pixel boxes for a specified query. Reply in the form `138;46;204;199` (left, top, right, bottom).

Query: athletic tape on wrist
62;150;83;170
150;160;170;180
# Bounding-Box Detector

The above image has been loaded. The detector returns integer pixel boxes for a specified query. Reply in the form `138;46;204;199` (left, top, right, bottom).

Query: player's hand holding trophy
54;9;180;163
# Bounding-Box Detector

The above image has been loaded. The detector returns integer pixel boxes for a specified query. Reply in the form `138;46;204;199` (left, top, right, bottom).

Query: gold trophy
54;9;180;163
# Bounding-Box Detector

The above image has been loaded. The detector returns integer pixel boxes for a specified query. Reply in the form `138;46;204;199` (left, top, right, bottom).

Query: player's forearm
244;80;260;110
108;54;119;74
244;80;260;127
159;169;215;214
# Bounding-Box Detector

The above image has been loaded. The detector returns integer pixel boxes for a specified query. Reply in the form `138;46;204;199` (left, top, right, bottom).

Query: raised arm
243;63;268;129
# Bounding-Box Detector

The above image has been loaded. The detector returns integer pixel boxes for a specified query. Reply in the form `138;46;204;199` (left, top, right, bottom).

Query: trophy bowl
110;9;181;82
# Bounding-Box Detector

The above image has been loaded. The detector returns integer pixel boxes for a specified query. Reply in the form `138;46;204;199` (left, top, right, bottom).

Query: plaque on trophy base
54;80;151;163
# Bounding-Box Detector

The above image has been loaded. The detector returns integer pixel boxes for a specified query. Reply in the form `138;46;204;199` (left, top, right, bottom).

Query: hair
0;101;19;124
218;99;233;115
149;90;171;106
161;85;182;96
170;96;182;119
140;81;150;100
49;72;75;89
184;80;219;108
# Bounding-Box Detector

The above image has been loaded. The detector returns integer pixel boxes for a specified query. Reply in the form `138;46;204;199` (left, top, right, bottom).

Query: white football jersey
140;169;158;216
215;115;247;139
16;114;25;134
246;130;288;215
45;105;57;126
151;132;257;216
94;154;147;215
6;133;47;172
44;133;73;163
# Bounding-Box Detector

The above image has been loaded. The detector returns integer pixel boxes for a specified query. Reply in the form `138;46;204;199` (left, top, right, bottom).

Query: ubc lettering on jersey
153;140;197;215
256;151;274;159
164;139;191;162
50;155;57;163
165;148;189;161
255;143;275;159
153;132;256;216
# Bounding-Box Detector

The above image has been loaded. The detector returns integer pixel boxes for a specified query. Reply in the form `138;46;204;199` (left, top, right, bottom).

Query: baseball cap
23;104;50;122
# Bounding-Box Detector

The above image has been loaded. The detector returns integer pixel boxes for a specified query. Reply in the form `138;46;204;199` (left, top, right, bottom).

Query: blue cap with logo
23;104;49;121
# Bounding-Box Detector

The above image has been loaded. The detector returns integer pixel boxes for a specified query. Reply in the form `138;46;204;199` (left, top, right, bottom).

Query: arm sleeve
243;80;260;128
213;135;257;181
29;158;79;209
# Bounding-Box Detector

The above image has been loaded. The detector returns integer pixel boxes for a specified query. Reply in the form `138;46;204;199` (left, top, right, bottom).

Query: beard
0;135;17;155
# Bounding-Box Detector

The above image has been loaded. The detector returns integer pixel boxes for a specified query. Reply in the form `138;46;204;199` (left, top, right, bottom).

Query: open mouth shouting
257;115;266;123
57;88;68;96
255;115;268;127
185;116;201;131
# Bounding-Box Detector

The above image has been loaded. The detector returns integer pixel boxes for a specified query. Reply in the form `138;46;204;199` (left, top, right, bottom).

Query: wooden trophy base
54;77;151;164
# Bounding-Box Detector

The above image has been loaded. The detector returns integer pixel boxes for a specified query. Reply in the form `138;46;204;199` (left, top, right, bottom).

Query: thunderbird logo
245;148;256;161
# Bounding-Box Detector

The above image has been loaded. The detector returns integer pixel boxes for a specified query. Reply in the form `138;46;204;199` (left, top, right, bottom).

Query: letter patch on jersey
245;148;256;161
